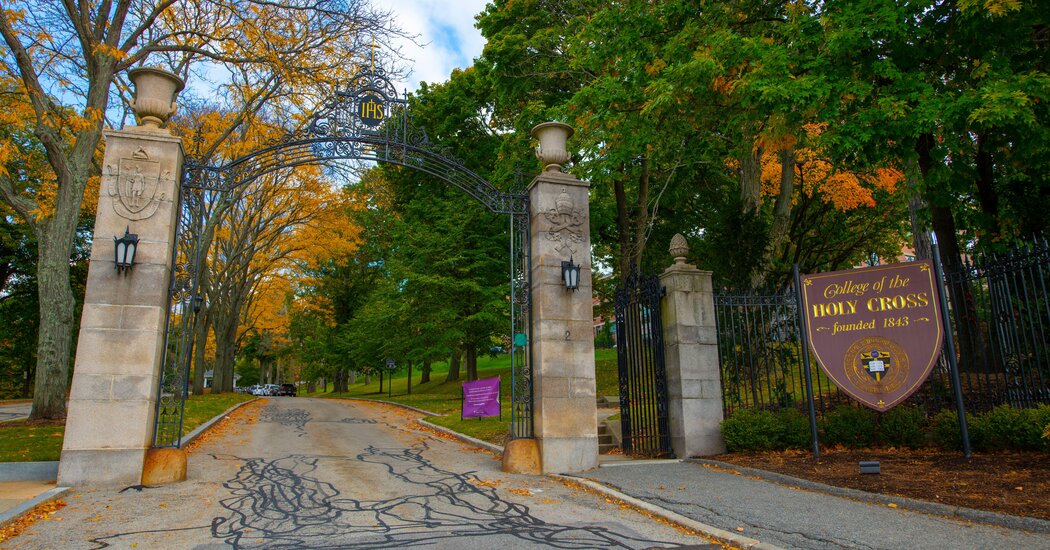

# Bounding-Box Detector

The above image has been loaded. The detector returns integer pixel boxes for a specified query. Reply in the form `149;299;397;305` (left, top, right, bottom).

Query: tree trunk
349;371;357;385
906;162;932;260
917;133;979;373
739;145;764;214
464;344;478;382
29;222;77;420
191;309;211;394
614;169;632;277
407;363;412;395
755;147;795;288
378;372;383;393
334;368;348;393
975;133;998;239
308;380;316;393
613;160;652;278
445;349;462;382
421;359;431;384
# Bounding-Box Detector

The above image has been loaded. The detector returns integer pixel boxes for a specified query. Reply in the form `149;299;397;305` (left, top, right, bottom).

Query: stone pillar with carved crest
59;67;185;487
527;122;598;473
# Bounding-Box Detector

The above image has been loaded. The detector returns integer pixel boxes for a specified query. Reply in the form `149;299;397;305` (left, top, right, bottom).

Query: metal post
793;264;821;458
930;233;972;459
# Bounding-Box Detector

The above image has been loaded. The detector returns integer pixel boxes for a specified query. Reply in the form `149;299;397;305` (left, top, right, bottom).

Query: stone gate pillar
660;234;726;457
59;68;185;486
527;123;598;473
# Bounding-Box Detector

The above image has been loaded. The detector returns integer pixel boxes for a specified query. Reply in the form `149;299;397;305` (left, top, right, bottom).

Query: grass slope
311;349;619;444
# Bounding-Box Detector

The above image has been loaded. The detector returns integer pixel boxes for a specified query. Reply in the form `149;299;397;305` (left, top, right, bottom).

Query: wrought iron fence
715;289;852;417
716;238;1050;418
943;239;1050;411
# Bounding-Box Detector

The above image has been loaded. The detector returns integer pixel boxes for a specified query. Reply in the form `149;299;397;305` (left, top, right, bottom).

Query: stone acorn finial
531;122;574;172
670;233;689;265
128;66;185;130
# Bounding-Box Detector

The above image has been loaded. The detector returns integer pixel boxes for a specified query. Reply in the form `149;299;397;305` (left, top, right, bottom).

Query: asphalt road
7;397;714;549
0;403;31;423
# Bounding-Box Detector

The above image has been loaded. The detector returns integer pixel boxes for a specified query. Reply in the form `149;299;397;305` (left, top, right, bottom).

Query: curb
180;397;260;449
553;474;783;550
324;397;501;452
331;397;442;417
0;461;59;481
0;486;70;529
689;458;1050;535
416;419;504;455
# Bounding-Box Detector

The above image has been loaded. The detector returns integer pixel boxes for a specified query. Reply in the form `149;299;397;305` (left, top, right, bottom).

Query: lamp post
114;226;139;273
561;256;581;291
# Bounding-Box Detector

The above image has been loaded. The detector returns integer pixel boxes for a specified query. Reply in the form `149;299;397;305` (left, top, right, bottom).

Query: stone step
598;442;618;454
598;433;615;445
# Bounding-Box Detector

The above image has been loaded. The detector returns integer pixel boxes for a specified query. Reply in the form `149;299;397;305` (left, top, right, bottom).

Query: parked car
263;384;280;396
278;383;297;396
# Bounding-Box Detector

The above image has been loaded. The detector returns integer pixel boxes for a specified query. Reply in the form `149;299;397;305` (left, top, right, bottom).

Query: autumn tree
0;0;401;418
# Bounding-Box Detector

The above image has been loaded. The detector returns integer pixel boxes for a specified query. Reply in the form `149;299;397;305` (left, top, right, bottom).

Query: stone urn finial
531;122;574;172
128;67;185;130
670;233;689;265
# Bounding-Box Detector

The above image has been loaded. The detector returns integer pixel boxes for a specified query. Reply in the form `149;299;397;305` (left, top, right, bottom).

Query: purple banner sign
462;377;501;419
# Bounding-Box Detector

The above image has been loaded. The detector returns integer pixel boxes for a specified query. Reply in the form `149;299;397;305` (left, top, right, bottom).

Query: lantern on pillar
561;256;581;291
114;226;139;273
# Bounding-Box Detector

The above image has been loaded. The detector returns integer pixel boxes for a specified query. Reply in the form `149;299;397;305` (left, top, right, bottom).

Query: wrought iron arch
182;67;526;215
154;66;534;448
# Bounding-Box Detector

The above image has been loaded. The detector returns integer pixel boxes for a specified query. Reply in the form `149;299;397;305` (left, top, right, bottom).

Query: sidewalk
569;458;1050;550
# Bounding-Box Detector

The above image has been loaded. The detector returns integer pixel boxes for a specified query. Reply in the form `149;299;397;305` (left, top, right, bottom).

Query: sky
375;0;490;92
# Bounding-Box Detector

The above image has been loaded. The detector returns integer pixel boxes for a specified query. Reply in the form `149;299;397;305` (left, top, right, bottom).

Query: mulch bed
713;447;1050;521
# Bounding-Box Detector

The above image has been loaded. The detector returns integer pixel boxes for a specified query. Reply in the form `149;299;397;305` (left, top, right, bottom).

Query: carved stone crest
108;148;165;220
544;191;585;256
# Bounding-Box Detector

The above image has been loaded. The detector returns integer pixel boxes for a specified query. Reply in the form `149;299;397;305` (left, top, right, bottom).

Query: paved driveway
7;397;714;549
0;403;31;423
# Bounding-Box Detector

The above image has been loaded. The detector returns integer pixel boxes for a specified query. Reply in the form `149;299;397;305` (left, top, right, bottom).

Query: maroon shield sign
801;262;943;412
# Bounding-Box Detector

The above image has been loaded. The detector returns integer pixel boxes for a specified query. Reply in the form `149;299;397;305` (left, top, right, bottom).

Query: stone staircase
596;395;622;454
598;421;619;454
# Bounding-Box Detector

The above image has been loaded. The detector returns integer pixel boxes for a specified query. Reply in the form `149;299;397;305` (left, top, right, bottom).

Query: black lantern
561;256;581;291
114;226;139;273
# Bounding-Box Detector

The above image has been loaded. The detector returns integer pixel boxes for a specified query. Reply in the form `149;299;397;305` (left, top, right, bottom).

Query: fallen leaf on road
0;500;66;543
735;527;745;532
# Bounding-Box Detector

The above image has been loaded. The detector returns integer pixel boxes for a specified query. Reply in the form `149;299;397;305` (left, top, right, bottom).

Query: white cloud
374;0;489;92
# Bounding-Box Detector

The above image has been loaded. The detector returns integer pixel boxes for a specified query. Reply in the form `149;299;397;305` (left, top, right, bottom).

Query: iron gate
614;272;671;456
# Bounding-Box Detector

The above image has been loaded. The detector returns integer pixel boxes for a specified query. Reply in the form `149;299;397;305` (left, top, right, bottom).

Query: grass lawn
0;392;254;463
312;349;620;445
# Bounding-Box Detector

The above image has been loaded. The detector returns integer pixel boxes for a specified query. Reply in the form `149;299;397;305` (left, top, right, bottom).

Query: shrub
777;408;813;450
879;405;927;448
932;409;980;450
821;405;876;448
721;408;814;452
976;404;1050;451
722;409;779;452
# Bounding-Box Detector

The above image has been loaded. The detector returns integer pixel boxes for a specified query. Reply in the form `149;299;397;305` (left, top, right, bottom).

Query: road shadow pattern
208;443;682;548
84;409;689;549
